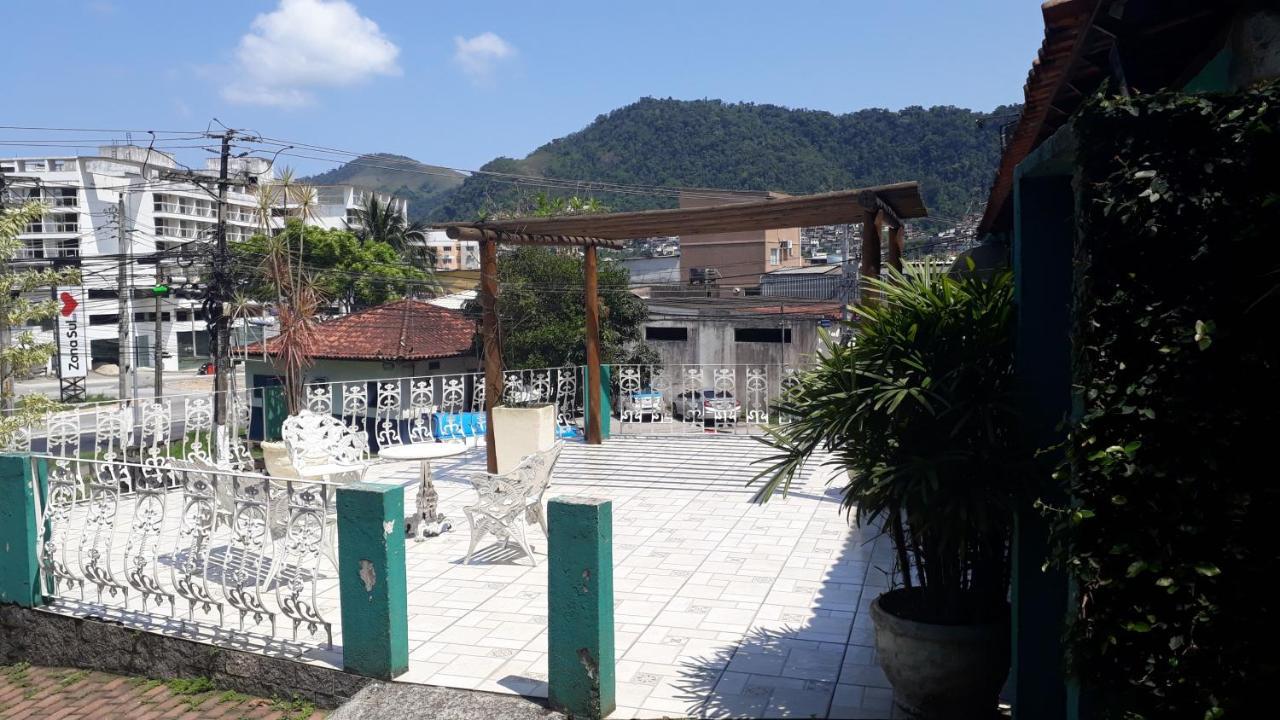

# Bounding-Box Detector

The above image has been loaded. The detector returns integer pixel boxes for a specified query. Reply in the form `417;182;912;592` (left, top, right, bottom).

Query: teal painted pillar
0;454;45;608
336;483;408;680
1011;172;1075;720
583;365;612;440
548;497;615;719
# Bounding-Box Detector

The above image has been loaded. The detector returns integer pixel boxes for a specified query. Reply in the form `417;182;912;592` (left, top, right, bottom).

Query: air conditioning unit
781;240;793;250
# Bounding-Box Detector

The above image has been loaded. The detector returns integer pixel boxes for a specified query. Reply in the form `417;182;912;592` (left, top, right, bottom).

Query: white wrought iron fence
608;364;804;436
30;454;339;648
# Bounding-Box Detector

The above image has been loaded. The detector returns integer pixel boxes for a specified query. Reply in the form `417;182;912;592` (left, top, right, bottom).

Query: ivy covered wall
1046;81;1280;718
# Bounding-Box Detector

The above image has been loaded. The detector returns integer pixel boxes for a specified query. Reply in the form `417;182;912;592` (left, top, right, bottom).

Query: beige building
677;190;803;285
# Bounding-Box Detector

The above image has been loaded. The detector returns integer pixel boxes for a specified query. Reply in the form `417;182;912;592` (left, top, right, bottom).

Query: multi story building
1;146;407;374
420;229;480;271
677;189;803;285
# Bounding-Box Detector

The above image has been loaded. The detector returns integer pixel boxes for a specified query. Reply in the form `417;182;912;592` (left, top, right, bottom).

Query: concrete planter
492;404;557;474
870;589;1010;719
261;440;299;479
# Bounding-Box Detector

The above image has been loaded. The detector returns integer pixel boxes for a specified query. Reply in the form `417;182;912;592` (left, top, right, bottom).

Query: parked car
672;389;741;422
620;390;665;421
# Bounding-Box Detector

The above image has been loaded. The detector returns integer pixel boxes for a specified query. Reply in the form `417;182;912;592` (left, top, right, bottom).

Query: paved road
16;367;212;401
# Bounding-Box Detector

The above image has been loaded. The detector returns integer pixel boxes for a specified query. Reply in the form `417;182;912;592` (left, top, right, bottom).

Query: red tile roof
245;299;476;361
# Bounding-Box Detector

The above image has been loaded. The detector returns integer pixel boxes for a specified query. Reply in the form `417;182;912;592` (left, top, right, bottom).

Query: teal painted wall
0;455;45;608
583;365;612;439
547;497;616;719
336;483;409;679
1010;163;1077;720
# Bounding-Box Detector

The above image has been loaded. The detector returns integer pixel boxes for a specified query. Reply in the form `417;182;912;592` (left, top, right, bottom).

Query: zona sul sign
56;288;88;379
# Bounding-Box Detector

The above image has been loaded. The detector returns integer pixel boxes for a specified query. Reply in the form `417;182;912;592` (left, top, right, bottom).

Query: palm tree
346;194;439;295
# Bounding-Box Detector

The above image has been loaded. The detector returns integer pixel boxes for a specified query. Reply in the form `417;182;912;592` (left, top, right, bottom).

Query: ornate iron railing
30;454;338;648
608;364;803;435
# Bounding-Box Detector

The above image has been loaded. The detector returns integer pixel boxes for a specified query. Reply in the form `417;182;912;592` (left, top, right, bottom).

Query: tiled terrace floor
42;435;897;719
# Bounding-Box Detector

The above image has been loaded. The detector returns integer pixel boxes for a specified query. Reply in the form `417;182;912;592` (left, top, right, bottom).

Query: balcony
9;363;891;719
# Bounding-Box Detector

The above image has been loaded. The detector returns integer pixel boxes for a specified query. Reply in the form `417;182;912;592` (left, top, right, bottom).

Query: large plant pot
870;589;1010;719
260;440;299;479
492;404;556;474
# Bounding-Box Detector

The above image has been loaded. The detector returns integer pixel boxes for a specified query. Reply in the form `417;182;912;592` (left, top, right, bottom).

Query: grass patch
57;670;88;687
219;689;251;704
2;662;32;688
166;676;215;695
270;694;317;720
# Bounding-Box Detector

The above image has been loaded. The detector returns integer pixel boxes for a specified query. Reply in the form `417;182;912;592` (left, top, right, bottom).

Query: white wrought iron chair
281;410;371;483
523;442;563;537
462;442;563;566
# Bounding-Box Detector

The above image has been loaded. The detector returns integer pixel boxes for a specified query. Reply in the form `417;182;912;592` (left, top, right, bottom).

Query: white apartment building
2;146;407;374
421;229;480;271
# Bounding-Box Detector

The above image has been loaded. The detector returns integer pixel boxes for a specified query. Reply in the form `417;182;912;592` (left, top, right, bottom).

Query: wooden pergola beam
441;182;926;241
858;190;902;229
444;226;625;249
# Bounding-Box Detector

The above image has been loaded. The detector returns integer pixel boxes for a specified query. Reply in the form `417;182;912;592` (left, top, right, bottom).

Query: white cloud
222;0;400;107
453;32;515;85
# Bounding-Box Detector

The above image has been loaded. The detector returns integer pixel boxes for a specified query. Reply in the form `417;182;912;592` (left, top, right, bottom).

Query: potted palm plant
754;266;1021;719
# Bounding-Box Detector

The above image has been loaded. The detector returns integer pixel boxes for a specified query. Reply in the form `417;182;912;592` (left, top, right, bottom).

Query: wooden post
859;213;883;303
887;221;905;272
480;238;502;473
584;246;603;445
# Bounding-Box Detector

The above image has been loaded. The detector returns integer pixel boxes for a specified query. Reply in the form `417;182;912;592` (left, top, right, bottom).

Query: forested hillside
301;152;465;220
430;98;1016;225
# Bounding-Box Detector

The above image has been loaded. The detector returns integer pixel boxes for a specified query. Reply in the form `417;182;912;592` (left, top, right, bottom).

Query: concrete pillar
582;364;612;441
0;454;45;608
1011;173;1076;720
548;497;615;719
336;482;408;679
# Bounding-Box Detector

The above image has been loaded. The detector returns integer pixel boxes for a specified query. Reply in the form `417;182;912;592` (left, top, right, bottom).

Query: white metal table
378;441;469;540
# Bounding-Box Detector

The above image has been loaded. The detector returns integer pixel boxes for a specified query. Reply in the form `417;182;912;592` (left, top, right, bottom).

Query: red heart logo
59;291;78;317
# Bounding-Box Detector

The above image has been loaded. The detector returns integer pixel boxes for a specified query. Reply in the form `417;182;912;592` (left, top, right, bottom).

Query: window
51;160;69;171
50;214;78;233
23;160;47;172
769;248;781;266
734;327;791;343
52;188;76;207
645;326;688;342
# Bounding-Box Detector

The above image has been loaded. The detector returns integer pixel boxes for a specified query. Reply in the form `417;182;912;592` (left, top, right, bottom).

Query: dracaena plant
753;265;1023;624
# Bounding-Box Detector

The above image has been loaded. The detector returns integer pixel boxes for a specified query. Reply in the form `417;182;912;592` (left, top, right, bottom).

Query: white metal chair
462;442;563;566
281;410;371;483
522;442;563;537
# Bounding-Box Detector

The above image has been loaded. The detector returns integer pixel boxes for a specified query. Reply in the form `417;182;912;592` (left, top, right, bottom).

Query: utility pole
153;273;165;398
210;131;233;463
840;223;852;327
115;192;134;402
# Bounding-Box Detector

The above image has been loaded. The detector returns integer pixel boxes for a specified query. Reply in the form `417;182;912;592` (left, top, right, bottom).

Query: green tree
233;220;431;312
1;202;81;445
465;246;657;369
346;194;439;275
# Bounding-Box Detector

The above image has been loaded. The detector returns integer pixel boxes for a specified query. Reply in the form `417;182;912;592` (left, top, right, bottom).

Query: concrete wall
642;315;819;370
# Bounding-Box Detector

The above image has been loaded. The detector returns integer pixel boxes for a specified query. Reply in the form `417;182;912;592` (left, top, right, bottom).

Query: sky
4;0;1047;175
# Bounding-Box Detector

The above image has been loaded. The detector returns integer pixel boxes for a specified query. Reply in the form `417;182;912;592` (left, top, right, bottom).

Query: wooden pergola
436;181;927;471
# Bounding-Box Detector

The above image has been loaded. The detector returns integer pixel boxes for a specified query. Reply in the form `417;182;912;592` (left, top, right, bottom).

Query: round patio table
378;441;469;540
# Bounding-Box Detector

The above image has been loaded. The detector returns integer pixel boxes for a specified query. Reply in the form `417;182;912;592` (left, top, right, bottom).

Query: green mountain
301;152;466;221
431;98;1016;226
308;99;1015;226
